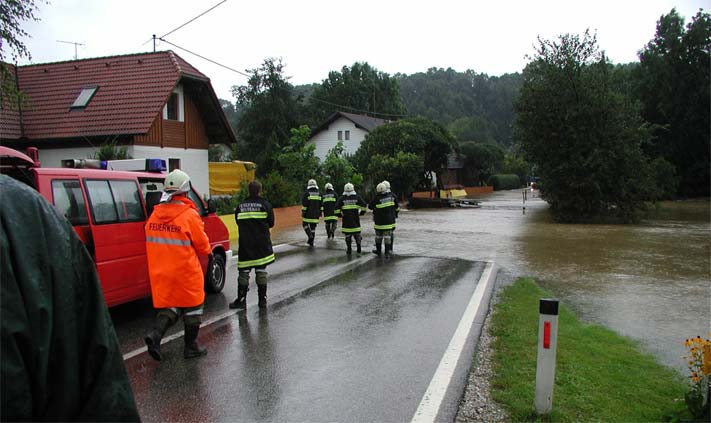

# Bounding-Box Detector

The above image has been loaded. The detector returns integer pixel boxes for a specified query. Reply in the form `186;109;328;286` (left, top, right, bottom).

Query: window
86;179;145;224
187;189;207;217
71;86;98;109
345;130;350;141
166;93;179;120
168;158;181;172
52;180;89;225
337;130;343;141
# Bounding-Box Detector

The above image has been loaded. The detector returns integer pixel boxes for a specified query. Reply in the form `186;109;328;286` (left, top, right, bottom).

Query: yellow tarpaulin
209;161;256;195
440;189;468;198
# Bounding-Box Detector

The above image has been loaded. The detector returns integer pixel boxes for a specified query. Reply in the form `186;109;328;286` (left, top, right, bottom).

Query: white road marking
411;261;496;423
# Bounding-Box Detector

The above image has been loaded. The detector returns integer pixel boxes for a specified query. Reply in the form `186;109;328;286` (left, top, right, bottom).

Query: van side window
51;180;89;225
187;189;207;217
86;179;145;224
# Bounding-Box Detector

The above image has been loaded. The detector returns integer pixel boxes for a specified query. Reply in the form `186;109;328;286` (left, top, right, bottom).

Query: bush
211;181;249;215
488;174;521;190
262;171;300;208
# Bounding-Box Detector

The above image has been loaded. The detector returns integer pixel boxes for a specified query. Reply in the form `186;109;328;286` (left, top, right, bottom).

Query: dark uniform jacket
321;189;338;221
0;175;140;422
302;187;321;224
235;195;275;269
388;191;400;228
335;194;366;233
368;192;397;230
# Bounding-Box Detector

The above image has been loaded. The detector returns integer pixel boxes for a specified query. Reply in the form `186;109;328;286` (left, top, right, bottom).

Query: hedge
488;174;521;190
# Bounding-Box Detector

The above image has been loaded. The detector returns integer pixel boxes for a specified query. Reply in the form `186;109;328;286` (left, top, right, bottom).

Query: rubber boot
183;324;207;358
372;240;382;256
257;284;267;308
229;284;249;309
144;315;171;361
356;234;362;254
384;242;392;259
346;237;352;255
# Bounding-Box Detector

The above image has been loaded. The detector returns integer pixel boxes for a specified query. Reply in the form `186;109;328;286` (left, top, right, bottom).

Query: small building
0;50;236;195
308;111;388;161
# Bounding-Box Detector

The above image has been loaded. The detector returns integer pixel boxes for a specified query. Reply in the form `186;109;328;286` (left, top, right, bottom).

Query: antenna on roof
56;40;85;60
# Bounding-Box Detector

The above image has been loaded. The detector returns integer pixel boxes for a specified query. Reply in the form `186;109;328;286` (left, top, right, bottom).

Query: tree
635;8;710;197
261;125;320;207
307;62;406;124
459;142;505;186
320;142;363;194
353;117;457;195
231;58;303;176
516;30;653;223
1;0;43;107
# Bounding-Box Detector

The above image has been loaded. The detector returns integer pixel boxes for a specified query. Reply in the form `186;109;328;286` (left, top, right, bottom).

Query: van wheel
205;254;226;293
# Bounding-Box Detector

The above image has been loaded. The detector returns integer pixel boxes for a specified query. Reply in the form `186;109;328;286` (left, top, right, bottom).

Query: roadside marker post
535;298;559;415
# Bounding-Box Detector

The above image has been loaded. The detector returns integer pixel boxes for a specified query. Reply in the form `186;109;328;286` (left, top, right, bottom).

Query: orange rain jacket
145;196;211;308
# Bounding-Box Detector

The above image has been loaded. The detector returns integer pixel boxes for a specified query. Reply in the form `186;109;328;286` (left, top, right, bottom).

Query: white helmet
307;179;318;189
164;169;191;194
343;183;354;194
325;182;333;191
376;182;386;194
382;180;391;192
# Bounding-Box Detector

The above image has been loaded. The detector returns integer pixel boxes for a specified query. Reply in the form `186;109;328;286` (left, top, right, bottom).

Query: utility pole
56;40;84;60
153;34;156;52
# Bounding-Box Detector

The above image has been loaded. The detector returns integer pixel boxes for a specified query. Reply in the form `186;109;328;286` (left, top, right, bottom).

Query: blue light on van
146;159;166;172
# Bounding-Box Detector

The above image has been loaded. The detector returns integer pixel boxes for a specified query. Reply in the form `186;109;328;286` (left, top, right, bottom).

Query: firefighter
335;182;367;254
322;182;338;239
144;169;212;361
368;182;397;258
230;180;275;310
0;175;140;421
382;180;399;251
302;179;321;246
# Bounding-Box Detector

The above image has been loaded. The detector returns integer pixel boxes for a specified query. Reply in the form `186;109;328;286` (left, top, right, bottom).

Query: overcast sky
19;0;707;100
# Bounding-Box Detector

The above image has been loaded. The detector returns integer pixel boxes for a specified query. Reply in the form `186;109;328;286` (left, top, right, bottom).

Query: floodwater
271;190;710;372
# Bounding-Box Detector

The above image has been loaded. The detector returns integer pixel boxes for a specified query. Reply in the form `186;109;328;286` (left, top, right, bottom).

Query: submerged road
113;241;497;422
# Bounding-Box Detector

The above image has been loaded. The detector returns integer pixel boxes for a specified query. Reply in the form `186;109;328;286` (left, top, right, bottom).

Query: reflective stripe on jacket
145;196;211;308
302;188;321;223
321;190;338;221
368;192;397;231
335;194;366;233
235;196;275;269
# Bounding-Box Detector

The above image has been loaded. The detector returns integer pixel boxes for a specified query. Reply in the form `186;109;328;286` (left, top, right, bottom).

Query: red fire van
0;146;231;307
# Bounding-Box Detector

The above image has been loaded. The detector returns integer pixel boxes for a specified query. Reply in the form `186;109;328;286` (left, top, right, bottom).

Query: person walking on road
382;180;399;252
368;182;397;258
302;179;321;246
322;182;338;239
1;175;140;421
144;169;212;361
230;180;275;310
335;183;367;255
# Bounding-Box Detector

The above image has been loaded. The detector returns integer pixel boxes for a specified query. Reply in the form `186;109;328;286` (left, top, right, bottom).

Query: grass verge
489;277;693;422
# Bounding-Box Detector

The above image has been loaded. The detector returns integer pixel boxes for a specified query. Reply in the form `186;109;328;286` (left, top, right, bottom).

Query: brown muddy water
270;190;710;373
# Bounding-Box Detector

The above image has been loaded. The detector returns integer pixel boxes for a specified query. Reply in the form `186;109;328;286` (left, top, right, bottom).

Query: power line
158;38;250;78
160;0;227;39
308;96;407;118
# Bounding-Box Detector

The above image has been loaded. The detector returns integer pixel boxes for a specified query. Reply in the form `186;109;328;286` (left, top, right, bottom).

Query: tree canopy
635;8;710;197
231;58;304;176
516;30;652;223
352;117;457;195
307;62;406;124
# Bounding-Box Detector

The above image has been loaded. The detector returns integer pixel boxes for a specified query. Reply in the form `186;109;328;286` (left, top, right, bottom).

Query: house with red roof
0;50;236;194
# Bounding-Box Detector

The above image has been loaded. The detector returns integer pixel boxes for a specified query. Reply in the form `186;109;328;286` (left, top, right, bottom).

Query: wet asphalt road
114;239;496;422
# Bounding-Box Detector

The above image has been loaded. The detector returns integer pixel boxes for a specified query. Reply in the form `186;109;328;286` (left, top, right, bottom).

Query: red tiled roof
1;51;209;140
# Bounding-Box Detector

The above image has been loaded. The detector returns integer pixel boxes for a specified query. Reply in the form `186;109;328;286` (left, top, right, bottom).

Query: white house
308;111;389;161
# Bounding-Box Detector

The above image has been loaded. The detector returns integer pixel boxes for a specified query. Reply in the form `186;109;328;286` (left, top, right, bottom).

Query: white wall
38;145;210;197
309;117;369;162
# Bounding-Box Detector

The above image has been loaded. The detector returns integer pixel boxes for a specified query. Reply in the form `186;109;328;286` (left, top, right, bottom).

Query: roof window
71;86;98;109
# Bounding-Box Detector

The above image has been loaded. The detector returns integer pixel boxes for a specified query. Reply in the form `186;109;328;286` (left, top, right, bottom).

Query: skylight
71;86;98;108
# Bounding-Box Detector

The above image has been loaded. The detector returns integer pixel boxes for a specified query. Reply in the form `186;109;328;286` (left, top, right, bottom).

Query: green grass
489;277;694;422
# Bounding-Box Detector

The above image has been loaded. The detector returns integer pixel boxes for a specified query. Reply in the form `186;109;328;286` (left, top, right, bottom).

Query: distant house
308;111;389;161
0;50;236;195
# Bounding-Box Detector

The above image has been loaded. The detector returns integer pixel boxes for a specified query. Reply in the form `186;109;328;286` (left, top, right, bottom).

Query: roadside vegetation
489;278;695;422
